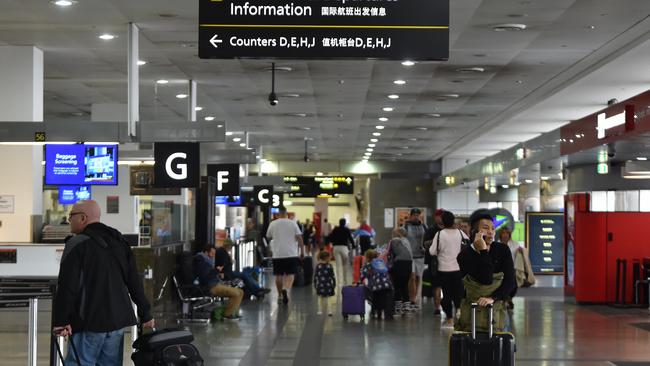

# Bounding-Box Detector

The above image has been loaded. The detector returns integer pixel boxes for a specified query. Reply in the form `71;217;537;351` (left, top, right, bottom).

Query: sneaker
223;314;242;321
410;302;420;312
282;289;289;304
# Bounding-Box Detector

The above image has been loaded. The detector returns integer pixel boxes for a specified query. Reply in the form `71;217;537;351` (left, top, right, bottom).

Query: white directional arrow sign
345;177;352;185
210;35;223;48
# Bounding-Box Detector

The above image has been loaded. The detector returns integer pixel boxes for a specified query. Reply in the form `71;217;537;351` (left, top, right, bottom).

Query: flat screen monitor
58;186;91;205
45;144;118;185
215;195;242;206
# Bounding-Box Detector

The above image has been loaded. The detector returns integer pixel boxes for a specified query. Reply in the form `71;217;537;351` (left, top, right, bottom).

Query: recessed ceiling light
368;144;376;147
426;113;441;118
204;116;215;121
382;107;394;112
540;176;550;181
195;106;203;111
438;93;460;99
378;117;389;122
137;60;147;66
388;94;399;100
525;179;533;184
408;138;418;141
176;94;188;99
233;137;242;142
637;157;648;161
225;131;233;136
156;79;169;84
456;67;485;73
51;0;77;7
366;148;374;152
281;93;301;98
316;172;324;176
239;143;246;147
370;138;379;143
393;80;407;85
414;127;428;131
286;113;308;117
372;132;381;137
492;23;527;32
502;185;509;189
217;124;223;128
364;152;372;156
98;33;116;40
401;60;416;66
375;125;385;130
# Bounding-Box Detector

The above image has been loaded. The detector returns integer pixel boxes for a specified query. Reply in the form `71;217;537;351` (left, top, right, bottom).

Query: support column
0;46;44;242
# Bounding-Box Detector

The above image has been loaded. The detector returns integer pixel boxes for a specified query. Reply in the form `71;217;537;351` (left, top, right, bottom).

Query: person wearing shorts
402;208;427;311
266;208;304;304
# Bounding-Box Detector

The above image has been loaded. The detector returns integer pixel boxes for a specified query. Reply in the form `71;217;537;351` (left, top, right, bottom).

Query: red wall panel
574;212;607;303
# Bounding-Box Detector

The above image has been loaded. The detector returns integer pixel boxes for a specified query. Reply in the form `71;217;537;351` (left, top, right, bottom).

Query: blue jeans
231;270;260;294
66;329;125;366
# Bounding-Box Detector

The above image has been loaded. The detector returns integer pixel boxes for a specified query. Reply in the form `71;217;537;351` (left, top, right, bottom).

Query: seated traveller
456;213;515;332
194;245;244;320
214;241;271;298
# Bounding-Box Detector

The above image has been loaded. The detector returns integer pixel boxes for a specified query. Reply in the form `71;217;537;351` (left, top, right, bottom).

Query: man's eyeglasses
68;212;85;219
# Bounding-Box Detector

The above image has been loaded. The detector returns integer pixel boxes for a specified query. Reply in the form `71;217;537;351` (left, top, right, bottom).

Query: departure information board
526;212;565;274
199;0;449;60
283;176;353;197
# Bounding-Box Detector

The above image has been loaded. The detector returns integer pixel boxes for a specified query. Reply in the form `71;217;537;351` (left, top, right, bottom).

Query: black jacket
53;222;152;332
327;226;354;248
214;247;233;277
457;241;516;301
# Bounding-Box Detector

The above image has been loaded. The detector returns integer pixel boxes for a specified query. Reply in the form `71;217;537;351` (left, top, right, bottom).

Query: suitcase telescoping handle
55;335;81;366
470;302;494;339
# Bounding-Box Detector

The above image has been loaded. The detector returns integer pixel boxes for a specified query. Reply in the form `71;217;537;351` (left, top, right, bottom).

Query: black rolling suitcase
302;256;314;286
449;303;515;366
132;328;204;366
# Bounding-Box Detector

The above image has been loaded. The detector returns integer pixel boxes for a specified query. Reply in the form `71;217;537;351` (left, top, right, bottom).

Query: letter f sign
217;171;229;191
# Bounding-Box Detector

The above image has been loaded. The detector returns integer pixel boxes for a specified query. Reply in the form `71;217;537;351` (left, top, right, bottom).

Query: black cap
409;208;421;215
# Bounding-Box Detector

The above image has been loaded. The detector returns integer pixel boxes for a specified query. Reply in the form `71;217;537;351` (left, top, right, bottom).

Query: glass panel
590;191;607;212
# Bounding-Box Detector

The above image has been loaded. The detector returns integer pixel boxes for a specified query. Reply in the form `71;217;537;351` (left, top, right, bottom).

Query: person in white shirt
430;210;469;327
266;208;304;304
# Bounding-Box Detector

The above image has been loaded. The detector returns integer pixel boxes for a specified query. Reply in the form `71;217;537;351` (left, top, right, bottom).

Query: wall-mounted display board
526;212;565;274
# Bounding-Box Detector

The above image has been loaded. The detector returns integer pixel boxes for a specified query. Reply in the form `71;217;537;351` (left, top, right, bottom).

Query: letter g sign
165;152;187;180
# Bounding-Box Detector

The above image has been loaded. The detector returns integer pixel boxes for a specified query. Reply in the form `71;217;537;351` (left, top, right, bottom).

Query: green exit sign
597;162;609;174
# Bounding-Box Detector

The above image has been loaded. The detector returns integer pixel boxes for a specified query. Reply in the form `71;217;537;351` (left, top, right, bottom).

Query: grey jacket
388;237;413;262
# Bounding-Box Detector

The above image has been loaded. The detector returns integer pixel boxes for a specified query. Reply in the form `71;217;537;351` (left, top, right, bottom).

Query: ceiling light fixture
540;176;550;181
137;60;147;66
524;179;533;184
225;131;233;136
393;80;407;85
492;23;527;32
204;116;215;121
426;113;441;118
408;138;418;141
233;137;242;142
368;144;376;147
239;143;247;147
366;148;374;152
382;107;394;112
456;67;485;73
388;94;400;99
176;94;188;99
502;185;509;189
414;127;428;131
372;132;381;137
268;62;278;106
98;33;116;40
370;138;378;143
401;60;415;66
375;125;385;130
316;172;323;176
378;117;388;122
195;106;203;111
156;79;169;84
51;0;77;6
637;157;648;161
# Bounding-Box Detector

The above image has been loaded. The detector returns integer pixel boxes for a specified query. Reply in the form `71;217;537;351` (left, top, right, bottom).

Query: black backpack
132;328;204;366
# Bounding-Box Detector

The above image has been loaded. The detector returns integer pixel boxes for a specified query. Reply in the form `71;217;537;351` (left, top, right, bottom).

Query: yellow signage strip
200;24;448;30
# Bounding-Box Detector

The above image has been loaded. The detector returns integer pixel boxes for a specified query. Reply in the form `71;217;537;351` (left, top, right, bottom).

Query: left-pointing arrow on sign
210;35;223;48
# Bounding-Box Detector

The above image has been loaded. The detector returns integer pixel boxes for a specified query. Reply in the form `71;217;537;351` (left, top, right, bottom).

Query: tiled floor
3;276;650;365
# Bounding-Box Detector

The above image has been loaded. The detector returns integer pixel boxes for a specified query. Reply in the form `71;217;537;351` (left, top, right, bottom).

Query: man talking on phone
455;212;515;332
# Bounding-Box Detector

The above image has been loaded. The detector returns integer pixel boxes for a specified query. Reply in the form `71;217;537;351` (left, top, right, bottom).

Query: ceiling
2;0;650;163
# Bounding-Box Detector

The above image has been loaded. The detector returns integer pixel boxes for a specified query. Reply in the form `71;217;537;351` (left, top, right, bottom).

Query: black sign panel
199;0;449;60
154;143;200;188
272;192;284;209
526;212;565;274
284;176;353;197
207;164;240;196
254;185;274;207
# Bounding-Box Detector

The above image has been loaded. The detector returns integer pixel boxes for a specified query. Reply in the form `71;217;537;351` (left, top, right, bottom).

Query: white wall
437;187;488;216
285;194;359;227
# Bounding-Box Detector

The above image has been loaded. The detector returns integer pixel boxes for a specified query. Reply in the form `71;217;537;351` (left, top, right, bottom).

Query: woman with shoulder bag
429;211;468;328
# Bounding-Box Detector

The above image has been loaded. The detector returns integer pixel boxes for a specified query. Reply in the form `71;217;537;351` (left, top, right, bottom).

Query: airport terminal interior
2;0;650;365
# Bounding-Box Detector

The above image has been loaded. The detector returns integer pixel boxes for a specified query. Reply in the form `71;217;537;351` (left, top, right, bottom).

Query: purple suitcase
341;285;366;320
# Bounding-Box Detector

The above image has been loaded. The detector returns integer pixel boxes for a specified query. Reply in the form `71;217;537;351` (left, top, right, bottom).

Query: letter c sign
254;185;273;207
